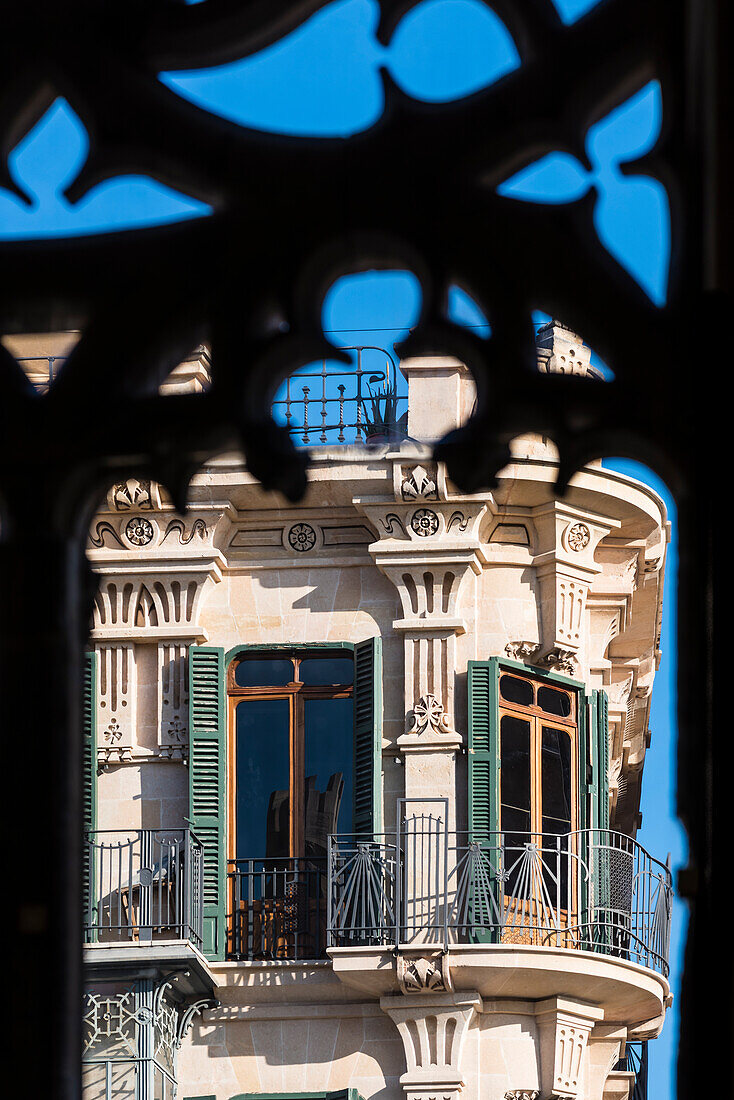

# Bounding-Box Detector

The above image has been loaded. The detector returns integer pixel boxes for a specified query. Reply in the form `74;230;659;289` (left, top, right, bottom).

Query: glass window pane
299;655;354;686
541;726;572;832
538;684;571;717
236;698;290;858
234;658;294;687
500;674;533;707
304;697;354;857
500;714;531;836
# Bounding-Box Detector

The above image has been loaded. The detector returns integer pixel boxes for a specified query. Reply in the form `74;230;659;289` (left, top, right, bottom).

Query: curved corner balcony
327;824;673;1028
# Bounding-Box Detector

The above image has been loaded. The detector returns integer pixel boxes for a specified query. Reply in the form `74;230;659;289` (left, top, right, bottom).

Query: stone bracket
381;990;481;1100
535;997;604;1100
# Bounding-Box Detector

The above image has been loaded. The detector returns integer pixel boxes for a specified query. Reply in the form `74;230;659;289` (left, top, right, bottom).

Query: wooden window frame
227;648;354;862
497;669;578;838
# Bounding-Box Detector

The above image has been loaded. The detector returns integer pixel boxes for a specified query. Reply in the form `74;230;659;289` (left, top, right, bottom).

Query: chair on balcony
230;773;342;960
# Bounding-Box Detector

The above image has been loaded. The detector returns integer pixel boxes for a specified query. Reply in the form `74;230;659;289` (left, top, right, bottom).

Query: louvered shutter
590;688;615;945
188;646;226;959
467;659;501;942
590;688;610;832
468;659;500;840
353;636;382;838
82;650;97;934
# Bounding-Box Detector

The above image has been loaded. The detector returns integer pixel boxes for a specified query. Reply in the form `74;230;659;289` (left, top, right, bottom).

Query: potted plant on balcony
360;378;408;444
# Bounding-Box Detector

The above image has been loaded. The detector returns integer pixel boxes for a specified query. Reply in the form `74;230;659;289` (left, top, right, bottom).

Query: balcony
327;820;673;1024
84;828;203;949
226;857;327;961
328;824;671;968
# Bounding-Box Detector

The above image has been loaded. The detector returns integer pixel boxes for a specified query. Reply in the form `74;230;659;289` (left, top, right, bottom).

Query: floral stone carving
288;522;317;552
397;953;454;995
566;522;591;552
408;695;455;737
505;641;541;661
111;477;154;511
542;647;578;675
411;508;439;537
125;516;154;546
402;465;438;501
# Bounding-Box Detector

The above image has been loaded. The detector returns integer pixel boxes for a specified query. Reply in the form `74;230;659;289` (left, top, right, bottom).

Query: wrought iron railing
271;346;406;445
614;1041;648;1100
84;828;203;948
328;821;672;977
226;857;328;960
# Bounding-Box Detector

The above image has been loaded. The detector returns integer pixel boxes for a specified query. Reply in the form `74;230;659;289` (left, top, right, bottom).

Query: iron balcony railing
226;857;328;961
84;828;203;948
328;820;673;978
271;346;405;445
615;1041;648;1100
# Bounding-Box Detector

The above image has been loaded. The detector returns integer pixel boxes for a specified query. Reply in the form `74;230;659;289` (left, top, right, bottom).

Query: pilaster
355;455;489;813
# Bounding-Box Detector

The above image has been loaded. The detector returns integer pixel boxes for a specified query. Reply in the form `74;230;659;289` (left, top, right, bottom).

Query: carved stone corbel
535;998;604;1100
381;991;481;1100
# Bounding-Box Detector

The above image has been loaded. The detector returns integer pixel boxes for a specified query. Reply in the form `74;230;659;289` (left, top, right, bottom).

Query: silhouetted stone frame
0;2;729;1097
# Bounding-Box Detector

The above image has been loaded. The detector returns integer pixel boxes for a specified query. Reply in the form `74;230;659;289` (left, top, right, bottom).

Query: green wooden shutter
467;659;501;943
589;688;612;945
82;650;97;933
189;646;226;960
468;658;500;840
590;689;610;832
353;637;382;837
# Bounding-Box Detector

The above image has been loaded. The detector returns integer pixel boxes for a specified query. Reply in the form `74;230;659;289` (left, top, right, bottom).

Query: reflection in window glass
304;697;354;857
299;655;354;686
234;658;294;687
538;684;571;717
541;726;572;833
500;674;533;707
500;714;531;836
236;698;290;858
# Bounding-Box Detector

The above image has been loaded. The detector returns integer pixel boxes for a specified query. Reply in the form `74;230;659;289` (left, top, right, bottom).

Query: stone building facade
16;323;672;1100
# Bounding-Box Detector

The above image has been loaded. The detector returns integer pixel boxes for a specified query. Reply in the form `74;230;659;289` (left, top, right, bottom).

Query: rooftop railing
24;346;407;447
328;817;673;978
271;346;406;445
84;828;203;949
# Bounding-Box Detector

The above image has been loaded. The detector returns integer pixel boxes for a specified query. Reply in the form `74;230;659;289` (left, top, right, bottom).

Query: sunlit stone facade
17;322;671;1100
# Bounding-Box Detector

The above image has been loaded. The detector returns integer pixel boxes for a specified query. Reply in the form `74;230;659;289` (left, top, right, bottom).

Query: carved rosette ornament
397;953;454;995
411;508;440;537
288;522;317;552
505;1092;540;1100
125;516;155;546
566;522;591;552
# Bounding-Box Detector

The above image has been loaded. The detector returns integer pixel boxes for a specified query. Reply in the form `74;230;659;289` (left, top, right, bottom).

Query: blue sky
0;2;683;1095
